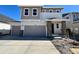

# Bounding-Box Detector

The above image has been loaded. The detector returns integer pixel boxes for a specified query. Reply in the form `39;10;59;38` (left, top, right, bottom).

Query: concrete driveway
0;40;60;54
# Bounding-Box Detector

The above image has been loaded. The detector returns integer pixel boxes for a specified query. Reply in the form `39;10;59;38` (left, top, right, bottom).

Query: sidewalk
0;40;60;54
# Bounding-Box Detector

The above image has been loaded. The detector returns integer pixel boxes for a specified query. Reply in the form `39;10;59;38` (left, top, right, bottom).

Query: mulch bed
51;38;79;54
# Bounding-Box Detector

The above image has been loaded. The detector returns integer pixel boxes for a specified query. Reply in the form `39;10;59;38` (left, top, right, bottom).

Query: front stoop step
54;37;62;39
52;34;62;39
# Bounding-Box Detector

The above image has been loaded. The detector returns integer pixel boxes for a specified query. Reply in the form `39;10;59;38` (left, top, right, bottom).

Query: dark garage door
24;26;46;37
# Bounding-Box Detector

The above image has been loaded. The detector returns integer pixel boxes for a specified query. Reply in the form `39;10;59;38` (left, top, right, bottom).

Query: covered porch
46;19;69;37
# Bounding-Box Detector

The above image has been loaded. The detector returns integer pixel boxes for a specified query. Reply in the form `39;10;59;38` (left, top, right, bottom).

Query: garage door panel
24;26;46;37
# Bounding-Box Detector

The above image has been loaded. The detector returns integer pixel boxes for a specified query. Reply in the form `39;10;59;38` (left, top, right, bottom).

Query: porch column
47;21;52;37
61;21;66;35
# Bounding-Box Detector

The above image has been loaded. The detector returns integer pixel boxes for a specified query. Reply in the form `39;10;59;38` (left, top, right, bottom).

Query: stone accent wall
61;21;66;35
47;21;52;37
11;26;21;36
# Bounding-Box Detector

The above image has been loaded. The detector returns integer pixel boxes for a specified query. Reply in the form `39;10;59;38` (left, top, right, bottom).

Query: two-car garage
22;21;46;37
23;25;46;37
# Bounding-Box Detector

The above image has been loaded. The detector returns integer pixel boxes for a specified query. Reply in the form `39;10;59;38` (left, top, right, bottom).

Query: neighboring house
0;14;21;35
63;12;79;34
18;5;69;37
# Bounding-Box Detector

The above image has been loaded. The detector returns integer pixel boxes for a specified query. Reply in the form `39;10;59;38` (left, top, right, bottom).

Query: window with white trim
56;24;59;28
32;8;38;16
66;17;69;19
49;10;53;13
24;8;29;16
57;10;60;13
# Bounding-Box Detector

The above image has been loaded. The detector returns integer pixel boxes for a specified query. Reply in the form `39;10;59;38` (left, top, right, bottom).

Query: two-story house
18;5;69;37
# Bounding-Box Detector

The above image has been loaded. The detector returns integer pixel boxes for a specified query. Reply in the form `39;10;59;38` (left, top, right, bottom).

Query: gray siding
20;6;42;19
11;26;21;36
23;26;46;37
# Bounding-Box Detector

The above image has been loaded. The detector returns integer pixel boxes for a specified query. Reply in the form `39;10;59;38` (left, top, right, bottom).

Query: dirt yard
51;38;79;54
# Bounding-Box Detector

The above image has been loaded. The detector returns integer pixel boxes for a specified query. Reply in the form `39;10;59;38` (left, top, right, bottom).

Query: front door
52;24;54;34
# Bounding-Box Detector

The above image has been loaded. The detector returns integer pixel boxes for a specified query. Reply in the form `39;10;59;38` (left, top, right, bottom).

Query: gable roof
0;14;15;21
62;13;69;17
63;12;79;17
0;14;18;23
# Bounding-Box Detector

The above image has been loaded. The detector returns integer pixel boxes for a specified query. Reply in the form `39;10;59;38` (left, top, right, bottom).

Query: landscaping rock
51;38;79;54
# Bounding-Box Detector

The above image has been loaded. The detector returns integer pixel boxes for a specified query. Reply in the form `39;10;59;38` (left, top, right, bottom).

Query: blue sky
0;5;79;21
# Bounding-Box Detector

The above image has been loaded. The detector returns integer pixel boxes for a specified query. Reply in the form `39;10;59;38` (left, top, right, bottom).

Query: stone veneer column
61;21;66;35
47;21;52;37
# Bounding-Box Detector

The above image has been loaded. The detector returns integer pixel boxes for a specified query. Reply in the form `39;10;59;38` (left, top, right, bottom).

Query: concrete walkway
0;40;60;54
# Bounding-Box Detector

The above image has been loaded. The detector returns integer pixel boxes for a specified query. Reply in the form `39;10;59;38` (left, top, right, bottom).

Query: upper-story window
24;8;29;16
32;8;38;16
66;17;69;19
73;14;79;21
49;10;53;13
57;10;60;13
